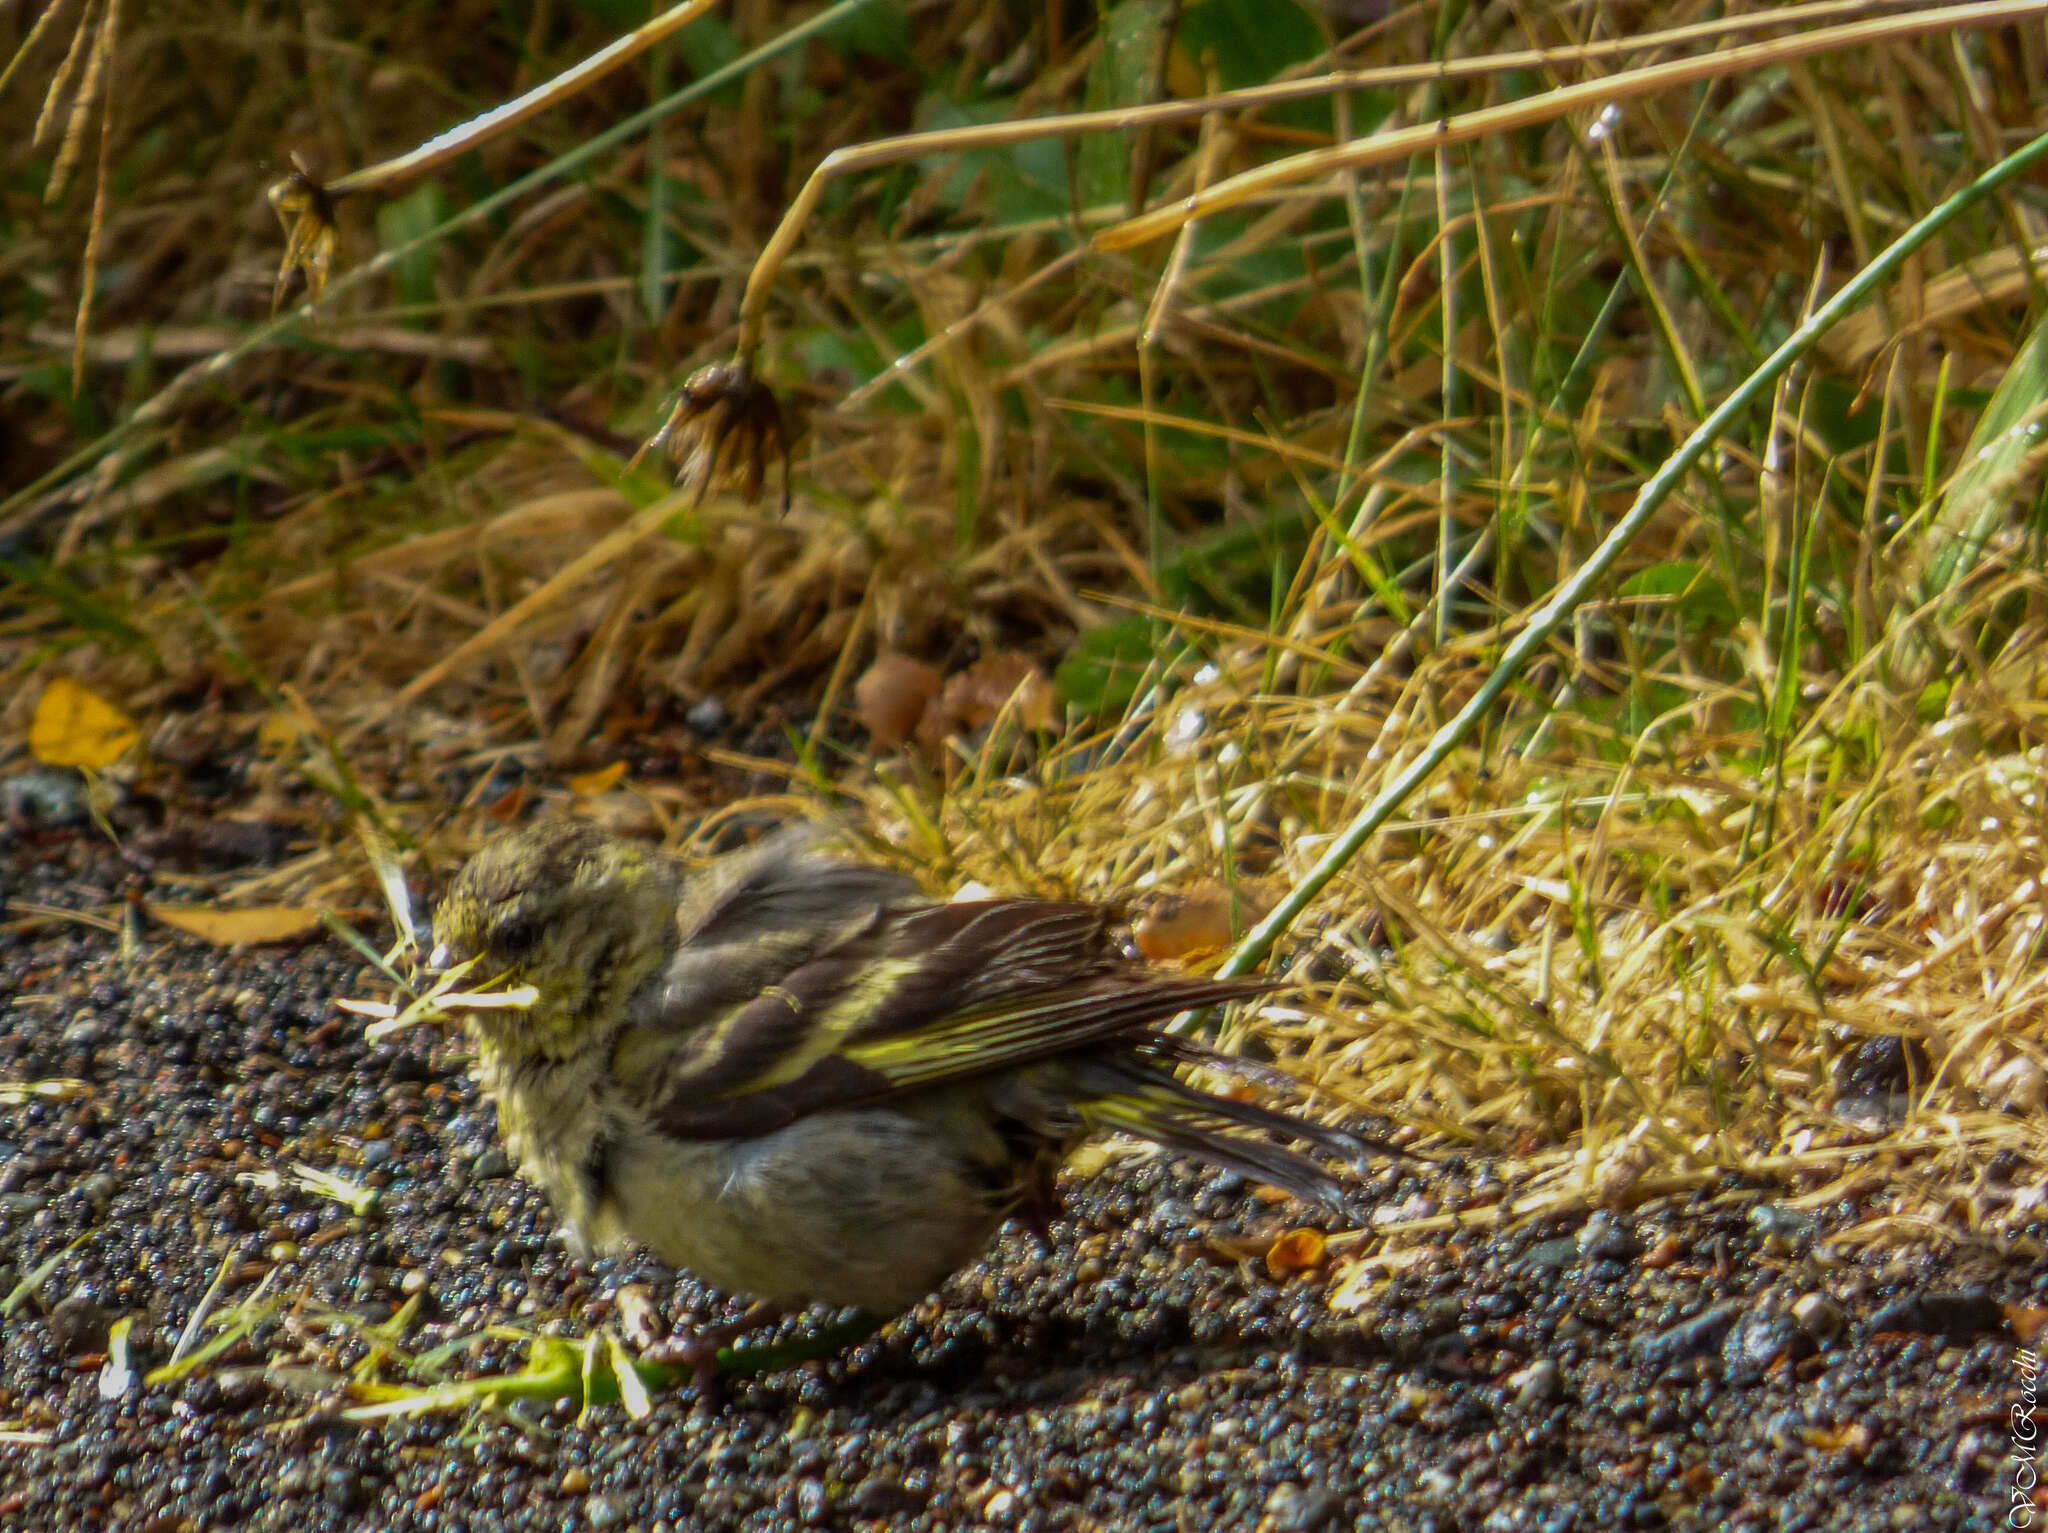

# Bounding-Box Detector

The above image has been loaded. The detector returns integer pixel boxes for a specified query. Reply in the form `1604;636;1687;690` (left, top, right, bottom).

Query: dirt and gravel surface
0;833;2029;1532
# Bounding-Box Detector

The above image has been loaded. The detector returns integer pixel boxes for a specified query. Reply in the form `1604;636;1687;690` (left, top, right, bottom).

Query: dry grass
5;0;2048;1248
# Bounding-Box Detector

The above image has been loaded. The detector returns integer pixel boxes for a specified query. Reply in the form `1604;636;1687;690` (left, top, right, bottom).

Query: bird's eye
495;918;540;957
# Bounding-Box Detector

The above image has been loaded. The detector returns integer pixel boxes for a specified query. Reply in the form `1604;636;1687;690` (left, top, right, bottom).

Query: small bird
429;820;1400;1374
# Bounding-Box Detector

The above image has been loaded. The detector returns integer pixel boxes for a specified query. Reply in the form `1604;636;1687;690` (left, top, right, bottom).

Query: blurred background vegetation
5;0;2048;1240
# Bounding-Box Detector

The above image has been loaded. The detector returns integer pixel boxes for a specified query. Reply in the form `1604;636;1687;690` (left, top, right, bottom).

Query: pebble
1747;1203;1818;1238
1507;1358;1563;1405
46;1291;111;1356
1723;1305;1804;1379
1417;1467;1459;1501
322;1467;371;1513
685;697;730;734
1264;1483;1338;1531
1518;1237;1582;1270
1868;1287;2004;1342
1578;1210;1642;1261
1790;1292;1843;1343
1640;1299;1745;1366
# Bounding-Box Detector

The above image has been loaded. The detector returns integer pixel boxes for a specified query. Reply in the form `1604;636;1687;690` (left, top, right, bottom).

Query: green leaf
1056;617;1158;715
1914;678;1954;723
1617;560;1738;629
1079;0;1171;211
1179;0;1323;90
819;0;912;64
1179;0;1331;133
1921;309;2048;600
376;182;448;312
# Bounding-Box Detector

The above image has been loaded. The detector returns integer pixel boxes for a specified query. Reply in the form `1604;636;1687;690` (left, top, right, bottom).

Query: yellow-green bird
429;821;1398;1371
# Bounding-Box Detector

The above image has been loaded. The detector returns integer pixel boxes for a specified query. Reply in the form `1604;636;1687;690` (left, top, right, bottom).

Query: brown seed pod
636;357;792;512
266;152;339;311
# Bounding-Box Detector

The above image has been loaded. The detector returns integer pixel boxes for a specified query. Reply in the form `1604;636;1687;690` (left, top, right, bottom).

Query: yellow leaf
2009;1303;2048;1345
146;903;323;946
31;679;139;768
1797;1422;1871;1455
568;761;627;795
256;712;302;756
1265;1227;1327;1277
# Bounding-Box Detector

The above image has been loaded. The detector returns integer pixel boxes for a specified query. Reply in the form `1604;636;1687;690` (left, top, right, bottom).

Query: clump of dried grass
848;550;2048;1249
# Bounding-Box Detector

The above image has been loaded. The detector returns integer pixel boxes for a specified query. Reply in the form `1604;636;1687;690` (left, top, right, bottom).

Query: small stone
1264;1483;1338;1531
1791;1292;1843;1343
1747;1203;1818;1239
585;1492;627;1528
794;1478;829;1526
685;696;729;735
848;1476;919;1517
1417;1468;1458;1501
1507;1359;1562;1406
0;767;90;829
47;1291;111;1356
561;1467;591;1494
322;1468;370;1513
1518;1237;1582;1270
1868;1288;2004;1343
1579;1210;1642;1260
1642;1233;1684;1269
473;1150;512;1180
1724;1306;1805;1379
1640;1299;1745;1366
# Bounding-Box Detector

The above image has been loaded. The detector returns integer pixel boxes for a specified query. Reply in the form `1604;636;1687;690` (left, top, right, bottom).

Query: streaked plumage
430;820;1396;1315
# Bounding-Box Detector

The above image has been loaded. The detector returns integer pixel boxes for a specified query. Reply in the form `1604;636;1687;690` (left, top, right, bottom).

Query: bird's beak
426;942;453;973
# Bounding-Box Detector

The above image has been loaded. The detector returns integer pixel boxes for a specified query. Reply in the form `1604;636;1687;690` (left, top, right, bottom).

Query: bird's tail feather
1136;1039;1417;1174
1078;1067;1402;1218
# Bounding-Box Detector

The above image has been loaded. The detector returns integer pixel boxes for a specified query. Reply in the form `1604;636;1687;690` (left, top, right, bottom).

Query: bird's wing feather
645;897;1275;1140
672;828;920;952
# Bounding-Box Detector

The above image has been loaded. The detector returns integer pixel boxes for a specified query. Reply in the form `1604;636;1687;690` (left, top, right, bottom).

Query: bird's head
431;821;682;1058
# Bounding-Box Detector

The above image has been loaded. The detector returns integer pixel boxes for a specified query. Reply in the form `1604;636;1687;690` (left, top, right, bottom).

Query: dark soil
0;835;2028;1532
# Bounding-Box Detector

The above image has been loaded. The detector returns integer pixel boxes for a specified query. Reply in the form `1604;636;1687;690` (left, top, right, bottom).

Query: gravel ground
0;835;2029;1532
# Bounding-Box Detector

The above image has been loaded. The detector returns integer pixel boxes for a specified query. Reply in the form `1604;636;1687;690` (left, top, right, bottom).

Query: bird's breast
467;1033;614;1251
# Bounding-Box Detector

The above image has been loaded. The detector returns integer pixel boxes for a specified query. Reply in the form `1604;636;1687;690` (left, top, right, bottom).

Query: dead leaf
1265;1227;1327;1277
1642;1233;1684;1270
31;678;139;768
855;654;942;748
2008;1303;2048;1344
1133;880;1276;961
1796;1422;1871;1455
935;651;1056;733
568;761;628;796
485;781;531;822
255;712;302;756
146;903;323;946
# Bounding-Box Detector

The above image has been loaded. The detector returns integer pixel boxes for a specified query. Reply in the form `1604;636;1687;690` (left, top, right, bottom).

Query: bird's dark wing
671;827;921;953
625;833;920;1037
642;897;1275;1140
